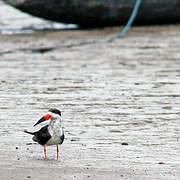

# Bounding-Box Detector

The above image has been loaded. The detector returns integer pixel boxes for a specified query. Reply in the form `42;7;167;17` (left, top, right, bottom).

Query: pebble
71;137;80;141
26;143;33;145
158;162;165;164
121;142;129;145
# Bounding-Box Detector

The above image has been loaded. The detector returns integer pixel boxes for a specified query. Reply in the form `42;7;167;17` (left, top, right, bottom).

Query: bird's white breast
46;120;63;146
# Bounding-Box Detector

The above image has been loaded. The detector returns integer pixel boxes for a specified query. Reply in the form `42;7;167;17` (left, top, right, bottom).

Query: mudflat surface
0;24;180;179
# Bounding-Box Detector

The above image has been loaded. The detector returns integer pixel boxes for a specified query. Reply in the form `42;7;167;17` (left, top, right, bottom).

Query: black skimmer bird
24;109;64;160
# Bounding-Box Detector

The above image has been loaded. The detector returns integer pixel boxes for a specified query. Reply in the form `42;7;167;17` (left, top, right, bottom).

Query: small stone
158;162;165;164
121;142;128;145
71;137;80;141
26;143;33;145
27;176;31;178
17;158;20;160
16;147;18;150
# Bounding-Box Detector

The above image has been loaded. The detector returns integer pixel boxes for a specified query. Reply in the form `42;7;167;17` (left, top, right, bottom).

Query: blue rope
108;0;142;42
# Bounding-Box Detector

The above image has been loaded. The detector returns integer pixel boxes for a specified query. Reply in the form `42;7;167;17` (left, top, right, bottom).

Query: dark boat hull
3;0;180;27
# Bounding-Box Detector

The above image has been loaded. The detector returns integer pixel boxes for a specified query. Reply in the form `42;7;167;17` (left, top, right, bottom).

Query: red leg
44;145;47;160
57;145;59;160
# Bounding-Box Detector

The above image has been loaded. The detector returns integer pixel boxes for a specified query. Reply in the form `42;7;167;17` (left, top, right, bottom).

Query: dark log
3;0;180;27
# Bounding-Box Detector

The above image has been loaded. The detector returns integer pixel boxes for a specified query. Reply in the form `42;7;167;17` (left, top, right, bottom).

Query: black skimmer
24;109;64;160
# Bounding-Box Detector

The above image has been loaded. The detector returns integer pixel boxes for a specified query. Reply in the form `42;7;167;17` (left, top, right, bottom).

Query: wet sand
0;25;180;179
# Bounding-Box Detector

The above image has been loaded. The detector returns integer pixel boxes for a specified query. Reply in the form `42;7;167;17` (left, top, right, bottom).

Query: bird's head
34;109;61;126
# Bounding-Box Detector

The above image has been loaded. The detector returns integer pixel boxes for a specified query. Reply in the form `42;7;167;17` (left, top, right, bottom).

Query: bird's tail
24;129;35;135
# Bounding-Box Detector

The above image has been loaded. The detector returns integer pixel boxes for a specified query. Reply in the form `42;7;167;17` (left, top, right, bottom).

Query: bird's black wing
59;133;65;145
33;125;51;145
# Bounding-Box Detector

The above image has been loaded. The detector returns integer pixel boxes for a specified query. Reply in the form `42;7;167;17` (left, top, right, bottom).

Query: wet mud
0;1;180;180
0;25;179;179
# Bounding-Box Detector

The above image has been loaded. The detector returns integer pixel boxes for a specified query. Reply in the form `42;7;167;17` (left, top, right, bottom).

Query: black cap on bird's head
48;109;61;116
34;109;61;126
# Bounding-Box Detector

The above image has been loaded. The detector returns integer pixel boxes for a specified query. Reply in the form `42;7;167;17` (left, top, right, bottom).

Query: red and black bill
34;114;52;126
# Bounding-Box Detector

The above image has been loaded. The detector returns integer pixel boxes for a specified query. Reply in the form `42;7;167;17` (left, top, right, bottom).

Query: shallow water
0;1;179;179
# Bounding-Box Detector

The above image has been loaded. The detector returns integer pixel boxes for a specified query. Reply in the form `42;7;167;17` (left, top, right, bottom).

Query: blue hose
108;0;142;42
